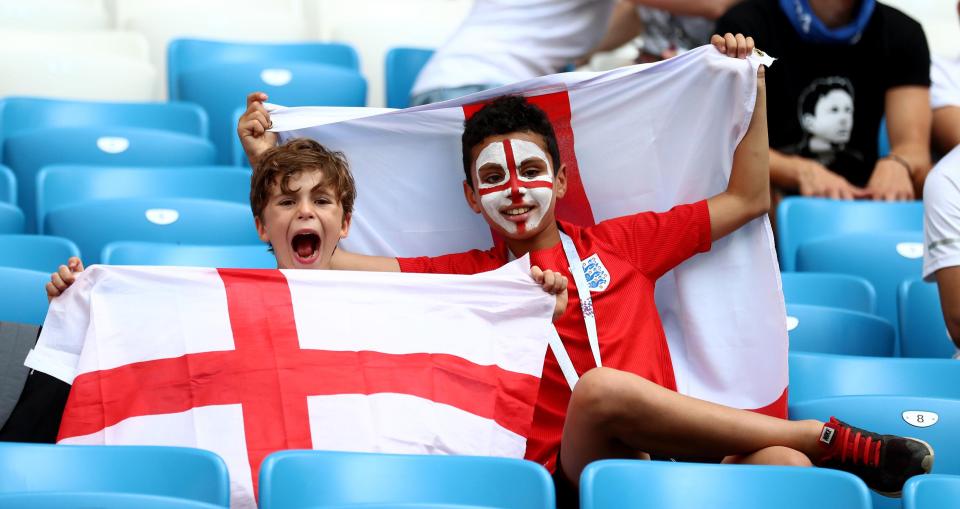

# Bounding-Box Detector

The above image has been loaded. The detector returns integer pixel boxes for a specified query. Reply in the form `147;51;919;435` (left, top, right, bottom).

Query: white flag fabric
269;45;789;416
26;258;553;508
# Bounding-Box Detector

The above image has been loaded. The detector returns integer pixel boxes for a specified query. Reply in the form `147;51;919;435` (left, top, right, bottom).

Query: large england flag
270;46;788;416
26;259;554;508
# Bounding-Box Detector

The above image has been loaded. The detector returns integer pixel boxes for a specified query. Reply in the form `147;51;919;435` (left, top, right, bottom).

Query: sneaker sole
874;437;935;498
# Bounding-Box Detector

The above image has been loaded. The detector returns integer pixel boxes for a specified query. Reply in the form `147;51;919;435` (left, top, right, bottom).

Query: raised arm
330;248;400;272
706;33;770;241
238;92;279;167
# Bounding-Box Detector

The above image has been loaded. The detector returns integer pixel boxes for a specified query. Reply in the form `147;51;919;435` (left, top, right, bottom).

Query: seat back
904;474;960;509
0;443;229;506
781;272;876;314
788;352;960;404
579;460;870;509
258;450;554;509
0;203;24;234
899;279;955;358
102;242;275;269
786;304;895;356
385;47;434;108
0;492;224;509
776;197;923;271
0;267;49;325
44;198;262;264
0;235;79;272
0;166;14;203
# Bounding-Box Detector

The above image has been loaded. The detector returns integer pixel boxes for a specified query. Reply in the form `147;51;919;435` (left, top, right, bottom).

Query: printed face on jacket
799;77;855;153
473;136;554;236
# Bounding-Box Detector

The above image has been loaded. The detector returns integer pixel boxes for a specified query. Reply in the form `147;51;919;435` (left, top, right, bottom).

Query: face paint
474;138;554;235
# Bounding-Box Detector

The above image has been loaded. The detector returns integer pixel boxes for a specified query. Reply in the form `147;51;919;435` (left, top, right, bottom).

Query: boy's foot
817;417;934;497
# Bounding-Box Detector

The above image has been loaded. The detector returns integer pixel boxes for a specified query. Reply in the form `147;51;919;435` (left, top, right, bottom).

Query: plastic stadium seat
789;352;960;404
904;475;960;509
0;493;224;509
0;165;14;203
786;304;895;357
0;235;79;272
0;443;229;506
796;231;924;348
790;396;960;509
102;242;275;269
385;47;435;108
0;203;24;234
776;197;923;271
899;279;955;358
0;51;156;101
0;267;49;325
0;0;109;31
579;460;870;509
781;272;876;314
36;165;251;235
44;198;263;265
258;450;555;509
5;129;215;232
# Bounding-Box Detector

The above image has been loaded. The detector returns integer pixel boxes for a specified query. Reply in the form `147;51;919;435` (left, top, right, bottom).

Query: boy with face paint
238;34;933;501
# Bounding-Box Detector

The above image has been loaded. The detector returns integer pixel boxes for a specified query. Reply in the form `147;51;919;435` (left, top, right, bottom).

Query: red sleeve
397;248;503;275
590;200;712;279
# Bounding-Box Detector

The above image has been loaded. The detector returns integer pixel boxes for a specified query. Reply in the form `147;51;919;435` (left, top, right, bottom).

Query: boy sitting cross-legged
238;33;934;500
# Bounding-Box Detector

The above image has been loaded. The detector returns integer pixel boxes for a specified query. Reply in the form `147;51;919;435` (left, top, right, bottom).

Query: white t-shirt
411;0;615;95
931;54;960;110
923;145;960;281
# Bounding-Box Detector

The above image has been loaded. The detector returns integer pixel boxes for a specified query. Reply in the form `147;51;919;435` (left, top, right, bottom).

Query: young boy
238;34;933;499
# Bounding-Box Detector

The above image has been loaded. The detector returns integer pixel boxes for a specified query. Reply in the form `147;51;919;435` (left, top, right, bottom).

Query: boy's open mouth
500;205;534;223
291;231;321;264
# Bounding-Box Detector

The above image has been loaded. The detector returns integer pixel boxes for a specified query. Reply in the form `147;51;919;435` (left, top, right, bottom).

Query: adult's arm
867;86;932;199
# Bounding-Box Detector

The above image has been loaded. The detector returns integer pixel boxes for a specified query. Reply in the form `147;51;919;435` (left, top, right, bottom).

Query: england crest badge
581;254;610;292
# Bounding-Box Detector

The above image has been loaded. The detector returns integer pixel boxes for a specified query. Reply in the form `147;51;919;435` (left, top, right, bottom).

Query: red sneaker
818;417;934;497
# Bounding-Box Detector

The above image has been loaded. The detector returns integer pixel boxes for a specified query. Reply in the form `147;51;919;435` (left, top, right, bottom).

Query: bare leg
722;446;813;466
559;367;823;485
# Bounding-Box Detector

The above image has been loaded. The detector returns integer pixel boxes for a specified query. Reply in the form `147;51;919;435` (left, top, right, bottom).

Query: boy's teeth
505;207;531;216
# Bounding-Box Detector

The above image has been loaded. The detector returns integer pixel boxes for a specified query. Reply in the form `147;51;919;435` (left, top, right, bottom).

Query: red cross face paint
474;138;554;235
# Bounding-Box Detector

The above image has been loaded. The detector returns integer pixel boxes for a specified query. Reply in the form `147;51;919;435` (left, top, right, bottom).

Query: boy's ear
339;213;352;238
463;180;483;214
255;216;270;243
554;164;568;199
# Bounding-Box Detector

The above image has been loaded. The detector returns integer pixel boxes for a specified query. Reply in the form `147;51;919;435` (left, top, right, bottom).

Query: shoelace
832;419;881;467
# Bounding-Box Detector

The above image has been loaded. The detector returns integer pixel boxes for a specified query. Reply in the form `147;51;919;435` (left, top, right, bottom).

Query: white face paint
474;138;554;235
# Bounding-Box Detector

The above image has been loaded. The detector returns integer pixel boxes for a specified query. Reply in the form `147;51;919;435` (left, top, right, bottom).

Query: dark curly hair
461;96;561;188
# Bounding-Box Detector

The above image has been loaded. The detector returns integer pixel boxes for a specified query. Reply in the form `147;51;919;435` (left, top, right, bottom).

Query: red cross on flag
27;258;554;508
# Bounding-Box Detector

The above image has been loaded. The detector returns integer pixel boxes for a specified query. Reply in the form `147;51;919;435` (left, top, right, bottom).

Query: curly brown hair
250;138;356;223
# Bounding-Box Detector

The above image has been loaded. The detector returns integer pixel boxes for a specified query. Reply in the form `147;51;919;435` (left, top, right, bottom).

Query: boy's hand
531;265;568;323
710;33;754;59
238;91;279;167
46;257;84;302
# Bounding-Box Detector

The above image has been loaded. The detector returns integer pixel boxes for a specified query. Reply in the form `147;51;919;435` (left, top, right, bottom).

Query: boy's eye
522;168;541;178
483;173;504;184
278;199;294;206
314;197;331;205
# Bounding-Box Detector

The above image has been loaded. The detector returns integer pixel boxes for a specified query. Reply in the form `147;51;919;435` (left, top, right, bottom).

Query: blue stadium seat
0;234;79;272
5;129;216;232
782;272;877;314
44;198;262;265
0;165;14;203
0;443;229;507
385;47;434;108
789;352;960;404
579;460;870;509
776;197;923;271
36;165;251;235
790;396;960;509
786;304;895;357
168;39;365;165
0;203;24;233
796;231;924;350
899;279;956;358
258;450;555;509
0;492;225;509
102;242;275;269
878;116;890;158
904;474;960;509
0;267;49;325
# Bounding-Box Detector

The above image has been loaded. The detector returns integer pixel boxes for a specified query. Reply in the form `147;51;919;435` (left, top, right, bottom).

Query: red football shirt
397;200;712;472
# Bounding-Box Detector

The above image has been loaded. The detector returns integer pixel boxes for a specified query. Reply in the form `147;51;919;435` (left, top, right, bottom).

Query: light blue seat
0;267;49;325
797;231;924;350
776;197;923;271
0;492;225;509
579;460;870;509
385;47;434;109
904;474;960;509
789;352;960;404
899;279;955;358
0;203;24;234
0;235;79;272
36;165;251;235
781;272;876;314
0;443;229;507
5;128;216;232
258;450;555;509
44;198;262;265
786;304;895;357
790;396;960;509
102;242;275;268
0;165;14;203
